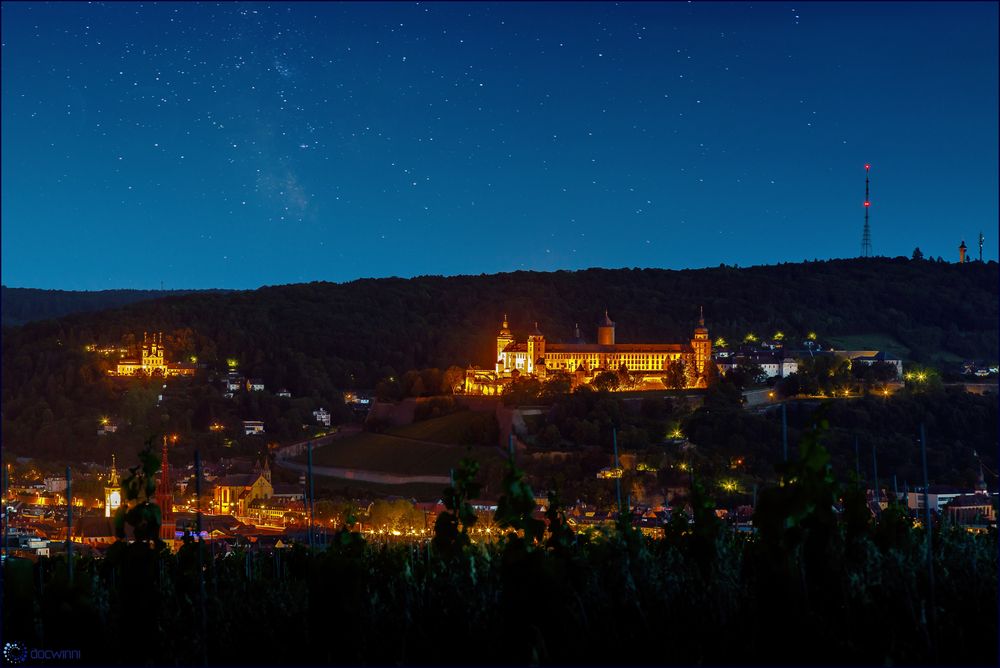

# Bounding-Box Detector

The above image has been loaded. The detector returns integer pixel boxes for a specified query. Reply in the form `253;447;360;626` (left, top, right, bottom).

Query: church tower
105;454;121;518
597;310;615;345
959;240;968;264
262;453;272;484
496;315;514;374
157;435;176;547
690;307;711;387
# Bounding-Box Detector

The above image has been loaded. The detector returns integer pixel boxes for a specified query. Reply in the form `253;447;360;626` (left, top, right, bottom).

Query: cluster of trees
775;355;901;398
3;433;996;666
512;377;997;497
3;258;996;460
374;366;466;401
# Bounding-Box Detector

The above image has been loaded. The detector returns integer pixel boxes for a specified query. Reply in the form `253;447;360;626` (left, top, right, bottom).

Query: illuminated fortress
465;310;712;394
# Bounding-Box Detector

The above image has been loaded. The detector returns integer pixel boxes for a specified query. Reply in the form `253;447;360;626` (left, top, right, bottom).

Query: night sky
2;2;997;290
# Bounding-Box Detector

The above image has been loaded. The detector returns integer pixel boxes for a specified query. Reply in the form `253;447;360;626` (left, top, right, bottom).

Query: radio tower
861;163;872;257
979;231;984;262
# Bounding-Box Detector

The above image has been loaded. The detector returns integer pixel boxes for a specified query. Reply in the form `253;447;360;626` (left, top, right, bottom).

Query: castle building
114;332;197;377
466;310;713;393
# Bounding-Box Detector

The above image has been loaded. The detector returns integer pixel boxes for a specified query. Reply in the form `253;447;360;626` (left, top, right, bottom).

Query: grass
387;410;492;444
293;411;501;476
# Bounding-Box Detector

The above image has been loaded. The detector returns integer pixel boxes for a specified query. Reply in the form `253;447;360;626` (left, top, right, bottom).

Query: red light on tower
864;201;870;207
865;163;871;170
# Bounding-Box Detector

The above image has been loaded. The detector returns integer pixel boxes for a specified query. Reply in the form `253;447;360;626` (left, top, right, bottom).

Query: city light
226;358;239;369
807;332;817;341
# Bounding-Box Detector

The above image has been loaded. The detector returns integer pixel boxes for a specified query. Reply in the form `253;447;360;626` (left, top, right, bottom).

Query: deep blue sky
2;2;997;290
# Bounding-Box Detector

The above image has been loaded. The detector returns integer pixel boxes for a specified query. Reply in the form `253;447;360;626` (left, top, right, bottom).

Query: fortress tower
526;322;545;374
496;315;514;374
690;307;711;387
597;310;616;345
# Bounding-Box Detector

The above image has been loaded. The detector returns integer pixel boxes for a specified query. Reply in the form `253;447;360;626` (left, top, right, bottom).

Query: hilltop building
465;310;713;394
114;332;197;377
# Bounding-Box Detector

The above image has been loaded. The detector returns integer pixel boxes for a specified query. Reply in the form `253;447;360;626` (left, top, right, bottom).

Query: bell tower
104;454;121;518
157;435;176;547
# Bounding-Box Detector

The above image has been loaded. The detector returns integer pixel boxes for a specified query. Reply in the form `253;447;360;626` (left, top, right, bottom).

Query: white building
44;477;67;493
312;408;331;427
907;486;966;512
242;420;265;435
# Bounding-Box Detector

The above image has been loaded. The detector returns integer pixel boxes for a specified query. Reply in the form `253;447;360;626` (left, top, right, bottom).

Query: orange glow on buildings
111;331;197;377
465;310;713;394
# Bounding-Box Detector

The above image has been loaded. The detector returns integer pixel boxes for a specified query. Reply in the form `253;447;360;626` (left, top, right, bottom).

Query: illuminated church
114;332;196;377
465;310;713;394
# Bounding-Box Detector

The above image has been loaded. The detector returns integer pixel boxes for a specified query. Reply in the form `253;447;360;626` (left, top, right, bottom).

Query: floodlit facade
113;332;197;377
466;311;713;394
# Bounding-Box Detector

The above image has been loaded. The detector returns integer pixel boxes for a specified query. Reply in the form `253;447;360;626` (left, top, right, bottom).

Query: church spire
699;305;705;327
109;453;119;487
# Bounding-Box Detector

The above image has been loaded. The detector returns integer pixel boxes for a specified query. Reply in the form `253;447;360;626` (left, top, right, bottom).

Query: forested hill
3;257;997;388
2;257;996;460
0;286;228;326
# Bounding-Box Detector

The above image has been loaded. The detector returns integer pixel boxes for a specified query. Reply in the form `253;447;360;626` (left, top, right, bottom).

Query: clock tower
105;454;121;518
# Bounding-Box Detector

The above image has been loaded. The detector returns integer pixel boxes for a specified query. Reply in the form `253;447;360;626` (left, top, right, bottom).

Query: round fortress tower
597;310;615;345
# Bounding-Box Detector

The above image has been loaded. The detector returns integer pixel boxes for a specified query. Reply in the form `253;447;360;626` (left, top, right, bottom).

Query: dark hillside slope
1;286;227;326
2;257;996;458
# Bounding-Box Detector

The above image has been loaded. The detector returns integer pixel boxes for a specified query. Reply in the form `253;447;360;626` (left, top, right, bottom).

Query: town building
907;486;968;512
243;420;265;435
466;310;713;394
247;497;306;527
212;458;274;517
942;493;996;528
313;408;331;427
113;332;197;377
44;476;67;493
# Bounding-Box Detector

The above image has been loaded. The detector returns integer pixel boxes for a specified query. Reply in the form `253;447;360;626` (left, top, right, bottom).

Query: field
826;333;911;358
387;409;493;444
293;411;501;477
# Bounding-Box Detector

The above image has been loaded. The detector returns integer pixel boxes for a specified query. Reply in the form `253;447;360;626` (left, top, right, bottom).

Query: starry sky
2;2;997;290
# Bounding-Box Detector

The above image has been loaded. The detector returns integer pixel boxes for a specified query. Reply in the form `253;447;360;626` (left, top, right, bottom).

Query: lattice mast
861;163;872;257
